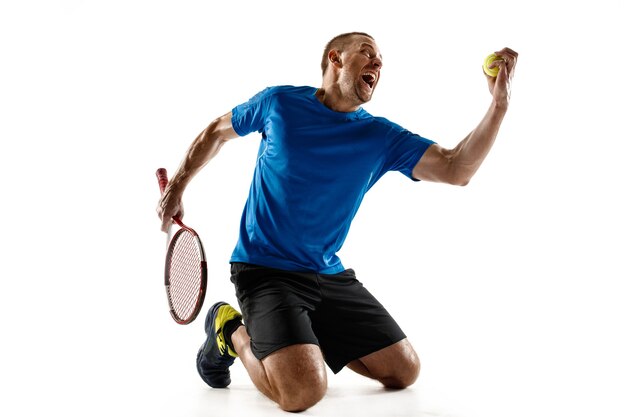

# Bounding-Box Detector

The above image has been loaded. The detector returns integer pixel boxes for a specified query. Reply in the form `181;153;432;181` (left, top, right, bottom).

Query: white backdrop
1;1;624;416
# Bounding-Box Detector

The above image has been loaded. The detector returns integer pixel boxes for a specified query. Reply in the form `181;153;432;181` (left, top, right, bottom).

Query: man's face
336;35;383;104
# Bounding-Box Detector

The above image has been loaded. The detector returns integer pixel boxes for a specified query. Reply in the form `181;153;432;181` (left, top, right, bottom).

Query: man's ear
328;50;342;67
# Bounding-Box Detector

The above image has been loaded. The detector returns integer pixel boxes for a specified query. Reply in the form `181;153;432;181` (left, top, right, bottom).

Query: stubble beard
353;77;373;105
337;73;374;108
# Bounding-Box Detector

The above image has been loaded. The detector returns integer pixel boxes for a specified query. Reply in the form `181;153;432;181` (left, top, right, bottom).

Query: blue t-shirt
230;85;435;274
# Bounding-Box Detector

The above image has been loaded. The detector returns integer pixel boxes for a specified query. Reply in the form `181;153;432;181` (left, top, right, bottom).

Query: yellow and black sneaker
196;301;242;388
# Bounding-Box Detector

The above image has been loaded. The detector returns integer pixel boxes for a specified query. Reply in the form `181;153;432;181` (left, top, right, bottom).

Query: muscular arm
157;111;239;231
412;47;517;186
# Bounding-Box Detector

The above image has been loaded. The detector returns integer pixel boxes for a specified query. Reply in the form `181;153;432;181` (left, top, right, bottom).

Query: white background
1;1;624;416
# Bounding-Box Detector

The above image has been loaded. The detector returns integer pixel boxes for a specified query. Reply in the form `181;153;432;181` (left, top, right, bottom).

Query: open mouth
361;72;377;89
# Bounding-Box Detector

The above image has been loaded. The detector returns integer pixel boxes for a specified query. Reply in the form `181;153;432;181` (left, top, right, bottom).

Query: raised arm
412;47;517;186
157;111;239;231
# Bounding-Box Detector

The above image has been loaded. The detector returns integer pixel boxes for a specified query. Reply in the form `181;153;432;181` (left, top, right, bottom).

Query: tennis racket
156;168;207;325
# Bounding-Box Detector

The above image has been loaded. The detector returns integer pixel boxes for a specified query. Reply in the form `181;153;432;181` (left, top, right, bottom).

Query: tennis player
157;32;517;411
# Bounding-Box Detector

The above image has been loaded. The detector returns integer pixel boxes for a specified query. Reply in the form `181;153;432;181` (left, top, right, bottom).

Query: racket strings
167;231;204;320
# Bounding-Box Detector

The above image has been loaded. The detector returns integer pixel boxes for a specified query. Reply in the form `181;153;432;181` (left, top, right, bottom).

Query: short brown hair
321;32;375;75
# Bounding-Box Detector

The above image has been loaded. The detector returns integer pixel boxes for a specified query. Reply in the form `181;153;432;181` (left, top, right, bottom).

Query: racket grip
156;168;169;194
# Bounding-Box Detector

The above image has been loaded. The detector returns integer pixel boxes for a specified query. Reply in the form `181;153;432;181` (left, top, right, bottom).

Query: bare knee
263;344;328;412
382;354;420;389
358;339;421;389
277;372;327;412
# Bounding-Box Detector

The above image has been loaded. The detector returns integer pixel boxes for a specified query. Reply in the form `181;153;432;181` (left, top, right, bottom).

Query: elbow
447;159;478;186
203;123;229;149
423;168;472;186
439;151;473;186
446;167;473;186
450;176;471;187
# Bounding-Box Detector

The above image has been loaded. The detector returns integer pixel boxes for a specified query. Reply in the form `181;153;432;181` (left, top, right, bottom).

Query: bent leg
347;338;420;389
231;326;327;412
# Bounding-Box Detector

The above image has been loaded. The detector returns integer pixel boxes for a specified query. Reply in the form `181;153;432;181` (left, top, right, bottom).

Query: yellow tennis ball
483;53;502;77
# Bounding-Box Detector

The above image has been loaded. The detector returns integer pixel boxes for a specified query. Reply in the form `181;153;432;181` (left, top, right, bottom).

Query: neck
315;84;361;113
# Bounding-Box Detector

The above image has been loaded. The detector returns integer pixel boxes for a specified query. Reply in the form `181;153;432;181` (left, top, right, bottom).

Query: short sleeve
384;126;435;181
231;87;273;137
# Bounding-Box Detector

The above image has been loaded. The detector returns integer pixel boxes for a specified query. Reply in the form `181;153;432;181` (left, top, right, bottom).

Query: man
157;32;517;412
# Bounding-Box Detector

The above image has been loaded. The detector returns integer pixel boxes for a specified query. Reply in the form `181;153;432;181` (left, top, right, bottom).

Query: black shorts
230;263;406;374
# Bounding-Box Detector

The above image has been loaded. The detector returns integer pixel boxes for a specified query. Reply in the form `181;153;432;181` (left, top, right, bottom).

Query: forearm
168;113;235;195
169;126;225;193
449;100;507;185
157;112;236;231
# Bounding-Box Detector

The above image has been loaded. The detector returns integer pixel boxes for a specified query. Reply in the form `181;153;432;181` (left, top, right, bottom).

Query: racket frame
157;168;208;325
164;219;207;324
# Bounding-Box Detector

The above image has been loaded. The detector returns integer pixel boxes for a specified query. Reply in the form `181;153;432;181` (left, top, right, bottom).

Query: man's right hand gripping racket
156;168;207;325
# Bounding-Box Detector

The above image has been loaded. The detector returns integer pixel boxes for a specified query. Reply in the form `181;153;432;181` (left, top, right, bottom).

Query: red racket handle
156;167;184;227
156;168;168;194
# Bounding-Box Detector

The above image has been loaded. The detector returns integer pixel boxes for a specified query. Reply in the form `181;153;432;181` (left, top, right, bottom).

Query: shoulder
259;85;316;99
366;115;409;135
241;85;315;108
367;115;435;147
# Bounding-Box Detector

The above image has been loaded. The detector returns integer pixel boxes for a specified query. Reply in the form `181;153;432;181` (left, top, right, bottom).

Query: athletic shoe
196;301;242;388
